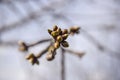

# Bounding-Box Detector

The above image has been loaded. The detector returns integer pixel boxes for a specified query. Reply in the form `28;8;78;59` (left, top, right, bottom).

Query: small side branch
18;38;52;52
62;48;85;58
36;42;52;58
28;38;52;47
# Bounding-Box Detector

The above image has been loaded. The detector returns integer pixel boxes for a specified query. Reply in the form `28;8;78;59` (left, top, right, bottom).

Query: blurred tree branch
51;12;120;58
61;48;65;80
0;0;65;34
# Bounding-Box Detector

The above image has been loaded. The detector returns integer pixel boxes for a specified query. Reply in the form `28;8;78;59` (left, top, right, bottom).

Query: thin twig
0;41;17;46
36;42;52;58
81;29;105;51
61;48;65;80
81;29;120;54
62;48;85;58
27;38;52;47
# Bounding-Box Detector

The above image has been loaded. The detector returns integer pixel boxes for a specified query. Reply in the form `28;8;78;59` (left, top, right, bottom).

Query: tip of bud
48;29;52;35
51;31;59;38
53;25;58;31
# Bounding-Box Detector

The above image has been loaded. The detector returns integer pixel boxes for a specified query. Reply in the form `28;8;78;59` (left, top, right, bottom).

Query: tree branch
36;42;52;58
62;48;85;58
0;0;65;34
27;38;52;47
61;48;65;80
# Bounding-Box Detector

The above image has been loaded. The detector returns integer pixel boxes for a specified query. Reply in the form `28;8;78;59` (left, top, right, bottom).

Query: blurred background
0;0;120;80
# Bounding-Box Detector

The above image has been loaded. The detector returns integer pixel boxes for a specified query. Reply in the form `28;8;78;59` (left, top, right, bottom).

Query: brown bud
29;58;39;65
62;34;69;40
46;53;54;61
54;41;60;49
70;26;80;34
61;41;69;47
26;53;34;60
18;41;25;46
48;29;52;34
62;29;68;34
18;41;28;51
18;46;24;51
26;53;39;65
56;28;62;35
28;58;34;64
57;36;63;42
51;31;59;38
53;25;58;31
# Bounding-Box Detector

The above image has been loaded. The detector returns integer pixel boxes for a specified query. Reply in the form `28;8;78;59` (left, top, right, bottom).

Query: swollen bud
18;41;28;51
53;25;58;31
26;53;34;60
61;41;69;47
51;31;59;37
70;26;80;34
62;29;68;34
62;34;68;40
57;36;63;42
26;53;39;65
48;29;52;35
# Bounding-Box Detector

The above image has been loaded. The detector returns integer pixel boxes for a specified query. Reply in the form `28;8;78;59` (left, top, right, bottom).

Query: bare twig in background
81;29;105;51
81;29;119;53
0;0;65;34
51;11;120;58
0;39;51;47
52;13;108;52
61;48;65;80
6;1;23;16
0;41;17;46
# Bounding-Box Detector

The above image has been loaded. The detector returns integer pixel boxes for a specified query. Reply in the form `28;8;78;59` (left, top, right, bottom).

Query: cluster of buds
18;25;81;65
46;26;70;61
46;26;80;61
18;41;28;51
48;25;69;49
26;53;39;65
